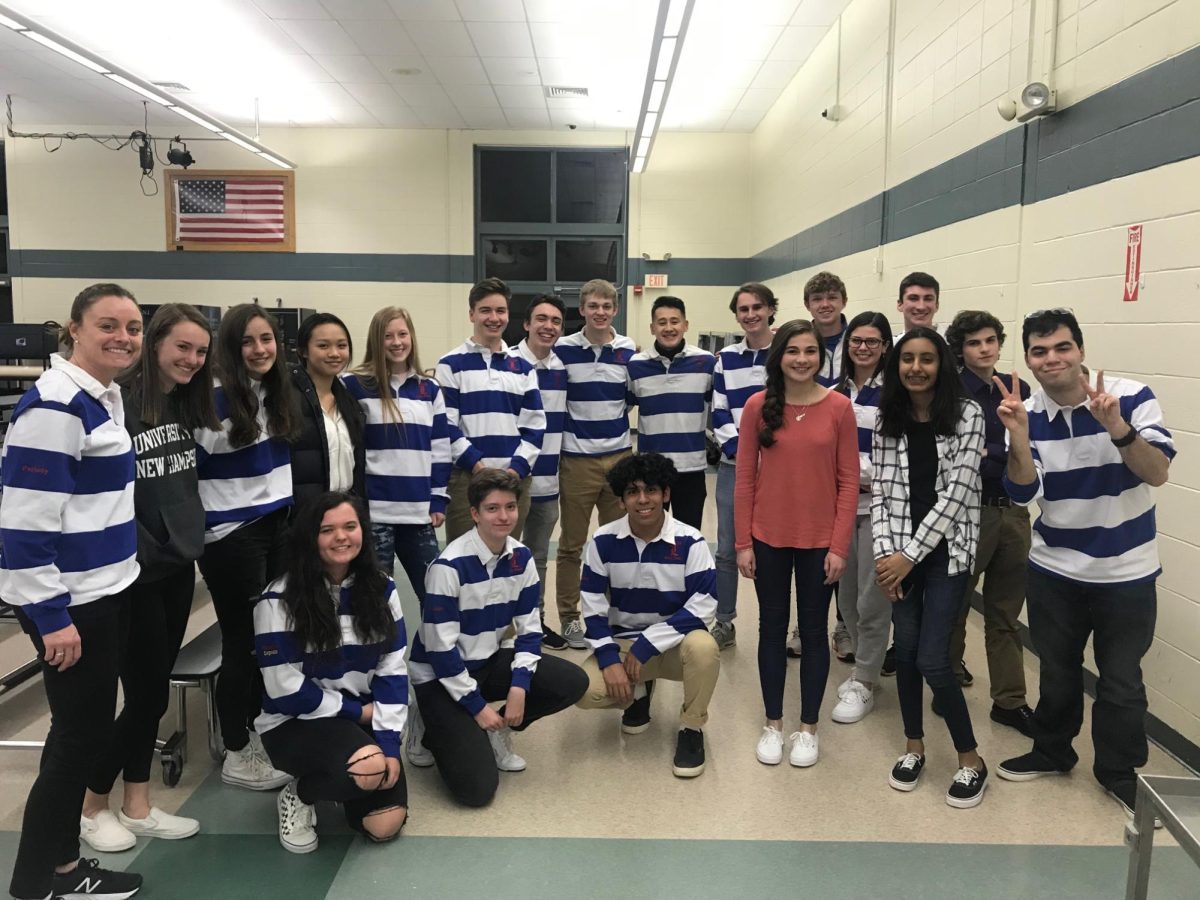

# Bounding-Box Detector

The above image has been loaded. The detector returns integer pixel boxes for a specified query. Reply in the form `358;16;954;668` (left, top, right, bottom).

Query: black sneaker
621;680;655;734
990;704;1035;737
946;761;988;808
52;858;142;899
1107;780;1163;829
888;752;925;792
957;664;973;687
672;727;705;777
540;618;569;651
881;644;896;676
997;751;1068;782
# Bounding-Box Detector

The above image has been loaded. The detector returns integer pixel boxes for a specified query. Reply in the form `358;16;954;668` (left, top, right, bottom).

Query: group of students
0;270;1173;900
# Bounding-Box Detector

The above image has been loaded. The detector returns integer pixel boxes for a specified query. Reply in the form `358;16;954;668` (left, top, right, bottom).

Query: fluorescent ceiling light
105;73;171;105
664;0;688;36
0;12;26;30
642;112;658;133
632;156;647;174
257;151;293;170
23;31;109;73
655;38;677;80
637;136;651;157
217;131;259;153
647;80;666;112
169;106;221;132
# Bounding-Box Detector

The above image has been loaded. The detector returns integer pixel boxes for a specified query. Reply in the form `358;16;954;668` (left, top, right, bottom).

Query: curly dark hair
945;309;1004;363
214;304;301;448
878;327;965;438
281;492;394;656
607;452;678;497
758;319;825;448
803;271;847;304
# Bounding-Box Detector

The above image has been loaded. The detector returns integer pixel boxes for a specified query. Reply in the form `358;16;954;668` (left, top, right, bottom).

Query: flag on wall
173;177;286;243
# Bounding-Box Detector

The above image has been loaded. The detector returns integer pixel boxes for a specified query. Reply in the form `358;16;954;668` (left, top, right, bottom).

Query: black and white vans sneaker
52;858;142;899
672;728;706;778
888;752;925;792
946;761;988;808
1107;780;1163;829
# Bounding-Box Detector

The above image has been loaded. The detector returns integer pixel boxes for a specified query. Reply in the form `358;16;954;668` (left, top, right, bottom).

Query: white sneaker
406;703;434;768
488;727;527;772
276;780;317;854
836;675;855;697
222;743;292;791
789;731;819;767
831;679;876;724
755;725;785;765
118;806;200;840
79;809;136;852
786;627;802;658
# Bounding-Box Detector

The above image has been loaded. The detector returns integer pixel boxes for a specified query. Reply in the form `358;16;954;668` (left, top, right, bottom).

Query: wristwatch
1111;424;1137;448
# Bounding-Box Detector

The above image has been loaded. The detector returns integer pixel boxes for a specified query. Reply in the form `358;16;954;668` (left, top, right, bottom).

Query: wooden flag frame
164;169;296;253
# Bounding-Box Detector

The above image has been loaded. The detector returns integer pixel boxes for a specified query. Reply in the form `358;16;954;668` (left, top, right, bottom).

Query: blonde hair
354;306;424;422
580;279;617;303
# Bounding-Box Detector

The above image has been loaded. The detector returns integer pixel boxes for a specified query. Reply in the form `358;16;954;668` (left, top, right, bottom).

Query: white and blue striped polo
1003;376;1175;585
435;339;545;477
510;340;567;502
555;329;636;457
195;379;293;544
839;375;883;515
254;574;409;758
580;513;717;668
711;339;769;463
341;372;451;526
408;529;542;715
627;344;715;473
816;319;846;387
0;355;138;634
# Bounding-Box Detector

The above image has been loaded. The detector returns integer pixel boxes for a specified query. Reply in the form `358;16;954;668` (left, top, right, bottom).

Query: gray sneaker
832;620;855;662
711;620;736;649
562;619;587;649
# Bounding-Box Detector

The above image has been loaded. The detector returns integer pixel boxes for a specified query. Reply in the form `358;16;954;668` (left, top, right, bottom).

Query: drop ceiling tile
502;106;551;128
548;108;593;128
319;0;397;18
281;54;339;82
424;55;491;84
372;105;424;126
254;0;330;19
790;0;849;27
524;0;638;23
458;106;509;128
275;18;360;54
711;0;802;25
454;0;525;22
545;95;592;110
535;58;589;86
723;107;767;130
386;0;461;19
768;24;827;60
314;54;388;83
736;87;784;113
480;56;541;85
492;84;546;107
402;21;475;56
748;58;801;89
343;81;406;107
444;83;499;108
465;21;534;57
413;106;466;127
343;20;421;55
393;82;453;105
371;55;441;84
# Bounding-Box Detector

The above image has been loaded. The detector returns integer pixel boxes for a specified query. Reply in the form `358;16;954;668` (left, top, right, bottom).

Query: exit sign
646;273;669;289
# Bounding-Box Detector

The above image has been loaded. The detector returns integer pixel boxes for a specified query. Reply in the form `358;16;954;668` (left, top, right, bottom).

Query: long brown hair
214;304;300;447
758;319;826;448
353;306;424;423
119;303;220;431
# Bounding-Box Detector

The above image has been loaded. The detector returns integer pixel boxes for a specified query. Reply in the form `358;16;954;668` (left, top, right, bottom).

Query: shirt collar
959;367;993;397
649;342;700;362
465;527;518;566
514;339;562;369
729;337;769;357
612;511;679;545
1039;387;1089;421
464;336;508;354
51;353;121;408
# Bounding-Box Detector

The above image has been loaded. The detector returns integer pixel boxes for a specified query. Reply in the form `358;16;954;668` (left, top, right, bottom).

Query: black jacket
289;365;366;512
124;390;206;583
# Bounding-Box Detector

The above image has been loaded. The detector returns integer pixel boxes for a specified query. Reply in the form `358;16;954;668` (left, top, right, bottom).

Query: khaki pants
554;450;631;624
576;631;720;730
445;468;532;544
950;503;1032;708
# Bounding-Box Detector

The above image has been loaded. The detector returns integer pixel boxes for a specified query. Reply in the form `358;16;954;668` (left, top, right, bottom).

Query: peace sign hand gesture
1082;369;1126;436
992;372;1028;439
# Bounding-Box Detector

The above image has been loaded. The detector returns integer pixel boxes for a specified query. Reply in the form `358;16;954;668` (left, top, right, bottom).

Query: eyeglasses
1024;307;1074;320
848;337;884;349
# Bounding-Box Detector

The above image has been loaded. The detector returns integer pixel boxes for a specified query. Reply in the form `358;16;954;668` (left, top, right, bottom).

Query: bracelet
1112;425;1138;448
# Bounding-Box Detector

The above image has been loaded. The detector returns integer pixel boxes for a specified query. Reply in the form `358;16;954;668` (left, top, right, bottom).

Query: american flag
174;178;286;243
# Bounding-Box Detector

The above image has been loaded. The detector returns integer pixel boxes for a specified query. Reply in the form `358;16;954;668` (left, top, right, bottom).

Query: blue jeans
891;554;977;753
1027;567;1156;787
372;522;439;608
714;463;738;623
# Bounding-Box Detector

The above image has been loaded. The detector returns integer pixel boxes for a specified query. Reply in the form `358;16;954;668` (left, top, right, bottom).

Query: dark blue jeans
891;555;977;753
371;522;440;607
1026;567;1156;788
753;540;832;724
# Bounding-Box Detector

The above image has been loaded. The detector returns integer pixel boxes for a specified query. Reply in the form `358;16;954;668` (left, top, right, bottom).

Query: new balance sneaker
990;704;1035;737
946;761;988;808
672;728;706;777
786;627;802;659
276;780;318;854
888;752;926;792
540;617;569;651
79;810;136;853
711;620;736;650
755;725;785;765
117;806;199;840
831;678;875;723
489;727;527;772
562;619;587;650
788;731;819;767
405;702;435;768
1107;780;1163;829
51;858;142;899
881;644;897;676
222;742;291;791
621;680;654;734
997;751;1068;782
832;620;855;662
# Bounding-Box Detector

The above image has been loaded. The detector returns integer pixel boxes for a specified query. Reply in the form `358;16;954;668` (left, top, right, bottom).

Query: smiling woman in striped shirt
872;326;988;808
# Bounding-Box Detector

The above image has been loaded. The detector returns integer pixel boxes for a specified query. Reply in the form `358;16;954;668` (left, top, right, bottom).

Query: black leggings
414;651;588;808
10;597;121;900
198;509;288;752
89;565;196;792
259;718;407;834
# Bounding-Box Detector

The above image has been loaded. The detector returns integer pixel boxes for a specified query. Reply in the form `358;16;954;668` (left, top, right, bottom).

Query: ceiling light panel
22;31;108;72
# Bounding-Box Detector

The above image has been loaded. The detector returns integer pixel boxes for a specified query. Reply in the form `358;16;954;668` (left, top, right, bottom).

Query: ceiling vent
545;85;589;98
152;81;191;92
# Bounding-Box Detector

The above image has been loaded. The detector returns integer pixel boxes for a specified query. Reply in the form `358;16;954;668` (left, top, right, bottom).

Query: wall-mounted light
631;0;695;175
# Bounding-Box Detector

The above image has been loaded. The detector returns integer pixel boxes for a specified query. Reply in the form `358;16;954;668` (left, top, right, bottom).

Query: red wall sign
1123;224;1143;302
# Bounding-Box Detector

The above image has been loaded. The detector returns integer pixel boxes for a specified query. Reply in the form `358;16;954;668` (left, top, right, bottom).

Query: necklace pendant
794;412;806;421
